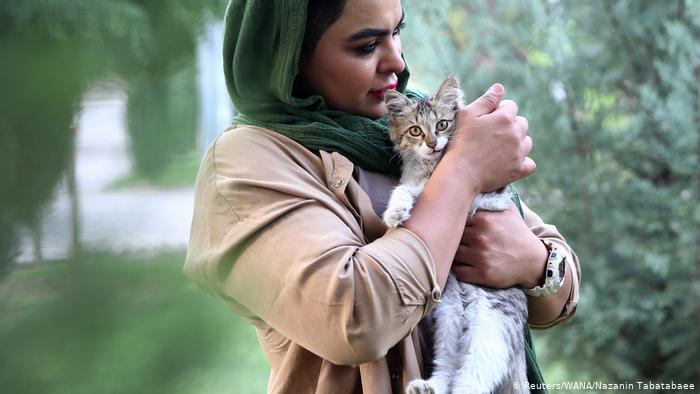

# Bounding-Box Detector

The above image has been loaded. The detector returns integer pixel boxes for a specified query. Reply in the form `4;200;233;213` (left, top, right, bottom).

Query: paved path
19;83;195;262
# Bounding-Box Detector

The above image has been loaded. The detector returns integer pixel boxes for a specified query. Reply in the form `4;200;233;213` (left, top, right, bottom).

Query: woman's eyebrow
345;9;405;42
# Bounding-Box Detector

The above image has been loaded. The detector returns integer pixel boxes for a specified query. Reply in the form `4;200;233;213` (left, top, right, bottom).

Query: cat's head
384;76;463;162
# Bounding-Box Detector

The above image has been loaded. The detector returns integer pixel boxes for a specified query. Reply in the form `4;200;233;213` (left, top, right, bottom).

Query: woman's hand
444;84;535;193
451;204;548;289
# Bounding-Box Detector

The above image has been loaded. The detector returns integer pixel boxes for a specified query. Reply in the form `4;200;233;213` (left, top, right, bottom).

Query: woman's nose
378;37;405;75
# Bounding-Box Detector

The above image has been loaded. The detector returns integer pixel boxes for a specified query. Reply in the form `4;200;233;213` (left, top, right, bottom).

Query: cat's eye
408;126;423;137
436;120;449;131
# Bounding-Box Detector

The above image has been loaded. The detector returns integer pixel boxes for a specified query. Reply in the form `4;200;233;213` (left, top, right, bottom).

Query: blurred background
0;0;698;393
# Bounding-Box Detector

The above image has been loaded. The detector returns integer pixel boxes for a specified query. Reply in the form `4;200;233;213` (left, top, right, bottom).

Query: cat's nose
426;141;437;149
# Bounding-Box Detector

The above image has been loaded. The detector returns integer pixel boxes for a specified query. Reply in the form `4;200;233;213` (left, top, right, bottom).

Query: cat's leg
470;188;513;216
451;288;525;394
497;350;530;394
405;380;436;394
407;274;462;394
512;356;530;394
383;183;415;227
383;180;426;227
496;293;530;394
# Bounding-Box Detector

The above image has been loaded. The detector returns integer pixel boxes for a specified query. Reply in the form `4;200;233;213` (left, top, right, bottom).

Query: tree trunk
30;217;43;265
67;126;81;260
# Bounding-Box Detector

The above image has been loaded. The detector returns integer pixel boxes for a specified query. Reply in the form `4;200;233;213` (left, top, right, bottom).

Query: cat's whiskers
403;152;421;170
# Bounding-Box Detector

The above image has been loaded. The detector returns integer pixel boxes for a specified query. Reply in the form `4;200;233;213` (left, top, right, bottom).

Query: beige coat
184;125;580;394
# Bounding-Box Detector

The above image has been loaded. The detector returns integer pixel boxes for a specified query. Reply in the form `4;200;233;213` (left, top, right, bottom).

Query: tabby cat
383;76;530;394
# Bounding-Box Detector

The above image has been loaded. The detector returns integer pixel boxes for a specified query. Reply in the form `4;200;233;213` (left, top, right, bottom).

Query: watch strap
523;241;566;297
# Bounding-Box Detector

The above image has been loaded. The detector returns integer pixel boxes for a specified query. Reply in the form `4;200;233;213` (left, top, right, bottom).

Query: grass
0;251;269;394
0;251;581;394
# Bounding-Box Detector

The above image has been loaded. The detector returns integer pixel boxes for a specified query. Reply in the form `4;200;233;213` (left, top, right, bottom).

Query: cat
382;76;530;394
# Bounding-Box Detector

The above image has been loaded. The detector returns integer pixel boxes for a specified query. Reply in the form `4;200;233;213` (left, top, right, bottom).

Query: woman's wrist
519;238;549;289
441;147;483;195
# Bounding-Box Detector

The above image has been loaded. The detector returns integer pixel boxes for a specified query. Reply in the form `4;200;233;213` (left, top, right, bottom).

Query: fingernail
491;83;504;95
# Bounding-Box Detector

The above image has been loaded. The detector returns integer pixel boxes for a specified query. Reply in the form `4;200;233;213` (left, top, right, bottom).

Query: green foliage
404;0;699;386
0;36;90;275
0;252;269;394
126;64;198;178
0;0;228;272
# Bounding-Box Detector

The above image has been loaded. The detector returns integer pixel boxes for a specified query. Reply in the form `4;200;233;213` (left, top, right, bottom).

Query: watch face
557;257;566;279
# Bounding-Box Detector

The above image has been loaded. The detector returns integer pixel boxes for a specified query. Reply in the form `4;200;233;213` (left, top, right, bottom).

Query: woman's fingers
497;99;519;120
514;115;528;135
520;156;537;176
450;83;537;191
451;263;488;286
463;83;505;117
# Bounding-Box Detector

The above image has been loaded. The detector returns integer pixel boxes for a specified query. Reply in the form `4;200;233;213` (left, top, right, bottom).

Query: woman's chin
326;99;387;119
360;101;389;119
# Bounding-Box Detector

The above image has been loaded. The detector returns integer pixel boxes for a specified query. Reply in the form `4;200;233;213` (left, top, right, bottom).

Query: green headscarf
223;0;420;177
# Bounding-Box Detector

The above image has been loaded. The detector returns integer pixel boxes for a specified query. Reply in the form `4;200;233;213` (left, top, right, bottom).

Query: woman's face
297;0;406;119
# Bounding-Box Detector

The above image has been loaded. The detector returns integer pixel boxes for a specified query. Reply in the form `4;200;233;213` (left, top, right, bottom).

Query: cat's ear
385;89;413;114
433;75;463;108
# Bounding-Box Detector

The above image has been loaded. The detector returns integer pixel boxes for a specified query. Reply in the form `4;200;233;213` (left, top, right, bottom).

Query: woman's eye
408;126;423;137
356;41;379;54
436;120;449;131
393;22;406;36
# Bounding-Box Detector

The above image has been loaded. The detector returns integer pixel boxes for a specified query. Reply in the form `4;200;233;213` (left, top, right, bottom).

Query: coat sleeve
184;128;441;366
521;200;581;328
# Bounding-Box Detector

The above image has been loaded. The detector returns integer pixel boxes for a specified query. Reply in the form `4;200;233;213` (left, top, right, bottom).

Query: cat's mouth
424;150;444;160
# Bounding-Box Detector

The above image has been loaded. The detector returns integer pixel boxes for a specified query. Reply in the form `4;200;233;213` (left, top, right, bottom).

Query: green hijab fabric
223;0;419;177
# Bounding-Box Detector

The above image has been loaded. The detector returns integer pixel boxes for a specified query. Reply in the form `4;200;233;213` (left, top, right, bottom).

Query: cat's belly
453;279;528;322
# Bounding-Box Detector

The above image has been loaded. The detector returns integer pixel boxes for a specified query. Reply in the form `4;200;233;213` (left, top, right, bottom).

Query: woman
185;0;580;392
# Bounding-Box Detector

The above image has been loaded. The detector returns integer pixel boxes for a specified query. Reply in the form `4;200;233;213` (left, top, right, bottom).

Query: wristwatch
523;241;566;297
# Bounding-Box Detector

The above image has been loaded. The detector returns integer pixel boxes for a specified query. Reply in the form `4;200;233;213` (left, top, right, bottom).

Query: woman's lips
368;82;398;99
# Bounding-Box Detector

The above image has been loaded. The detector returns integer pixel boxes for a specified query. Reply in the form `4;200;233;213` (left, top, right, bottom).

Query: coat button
334;179;345;188
430;286;442;302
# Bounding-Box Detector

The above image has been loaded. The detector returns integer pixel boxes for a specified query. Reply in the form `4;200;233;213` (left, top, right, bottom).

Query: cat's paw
477;189;513;212
406;379;436;394
382;207;410;228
